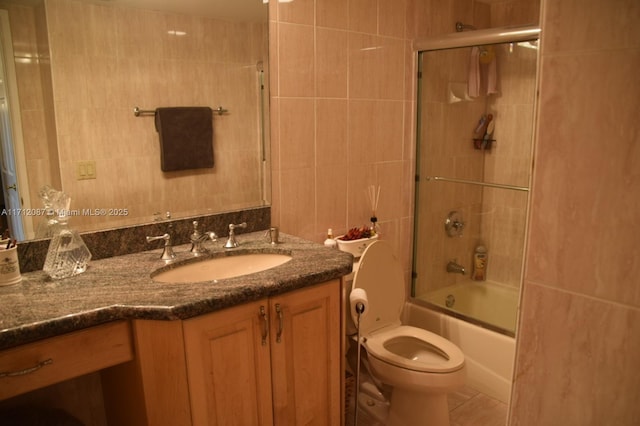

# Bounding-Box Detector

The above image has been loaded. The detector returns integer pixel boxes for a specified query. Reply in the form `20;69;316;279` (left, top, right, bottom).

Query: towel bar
133;106;228;117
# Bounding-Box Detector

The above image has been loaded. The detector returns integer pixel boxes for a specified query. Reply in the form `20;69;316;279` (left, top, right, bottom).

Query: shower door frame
410;25;541;337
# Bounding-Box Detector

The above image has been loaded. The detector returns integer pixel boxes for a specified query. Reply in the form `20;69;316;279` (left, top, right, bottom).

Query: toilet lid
364;325;465;373
351;241;405;336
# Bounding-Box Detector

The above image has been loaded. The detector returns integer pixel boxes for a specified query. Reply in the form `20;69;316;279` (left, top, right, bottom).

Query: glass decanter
42;189;92;279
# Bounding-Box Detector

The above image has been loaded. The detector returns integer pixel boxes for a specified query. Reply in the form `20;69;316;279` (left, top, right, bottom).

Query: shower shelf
425;175;529;192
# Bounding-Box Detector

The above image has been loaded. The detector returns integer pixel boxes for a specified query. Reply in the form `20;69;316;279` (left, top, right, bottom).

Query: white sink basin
152;253;293;283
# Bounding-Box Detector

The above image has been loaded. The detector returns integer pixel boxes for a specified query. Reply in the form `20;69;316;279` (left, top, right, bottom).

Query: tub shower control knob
444;210;465;237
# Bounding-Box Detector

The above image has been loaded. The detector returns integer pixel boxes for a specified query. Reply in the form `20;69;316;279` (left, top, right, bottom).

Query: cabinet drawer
0;321;133;400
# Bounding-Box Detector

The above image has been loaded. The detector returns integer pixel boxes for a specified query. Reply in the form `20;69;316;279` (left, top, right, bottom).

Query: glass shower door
411;39;539;336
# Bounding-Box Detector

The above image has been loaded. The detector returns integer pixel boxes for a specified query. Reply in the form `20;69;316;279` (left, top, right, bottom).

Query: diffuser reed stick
367;185;381;235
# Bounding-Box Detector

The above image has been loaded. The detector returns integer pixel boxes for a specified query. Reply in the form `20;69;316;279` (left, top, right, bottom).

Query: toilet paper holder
349;288;369;325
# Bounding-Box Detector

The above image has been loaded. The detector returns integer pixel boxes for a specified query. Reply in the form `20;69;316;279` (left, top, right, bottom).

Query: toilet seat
364;325;464;373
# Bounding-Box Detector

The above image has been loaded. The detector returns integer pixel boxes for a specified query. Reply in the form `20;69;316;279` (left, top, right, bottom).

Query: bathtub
417;281;519;336
403;299;516;404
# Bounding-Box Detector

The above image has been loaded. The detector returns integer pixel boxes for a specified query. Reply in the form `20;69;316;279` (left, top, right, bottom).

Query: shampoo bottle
472;245;487;281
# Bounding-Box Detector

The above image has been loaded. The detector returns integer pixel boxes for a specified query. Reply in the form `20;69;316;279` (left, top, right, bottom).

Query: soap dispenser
324;229;337;248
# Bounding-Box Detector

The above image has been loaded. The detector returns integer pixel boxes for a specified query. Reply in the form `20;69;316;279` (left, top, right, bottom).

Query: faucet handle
224;222;247;248
191;220;201;238
229;222;247;233
146;233;176;261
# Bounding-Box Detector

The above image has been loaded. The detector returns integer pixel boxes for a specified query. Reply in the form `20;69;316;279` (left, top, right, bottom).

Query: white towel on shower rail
487;54;498;95
468;46;499;97
468;46;481;98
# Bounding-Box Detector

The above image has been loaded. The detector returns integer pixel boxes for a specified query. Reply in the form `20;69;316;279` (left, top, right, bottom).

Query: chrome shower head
455;21;477;32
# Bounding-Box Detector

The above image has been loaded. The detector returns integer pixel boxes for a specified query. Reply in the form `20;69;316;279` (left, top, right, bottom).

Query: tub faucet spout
447;260;465;275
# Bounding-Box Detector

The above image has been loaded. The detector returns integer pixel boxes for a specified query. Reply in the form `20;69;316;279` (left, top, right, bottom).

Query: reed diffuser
367;185;381;236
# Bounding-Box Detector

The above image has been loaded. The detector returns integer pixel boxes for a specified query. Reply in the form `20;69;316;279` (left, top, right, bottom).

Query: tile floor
448;386;508;426
345;375;508;426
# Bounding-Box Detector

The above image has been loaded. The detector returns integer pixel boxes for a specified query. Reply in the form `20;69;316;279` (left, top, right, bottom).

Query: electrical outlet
76;161;97;180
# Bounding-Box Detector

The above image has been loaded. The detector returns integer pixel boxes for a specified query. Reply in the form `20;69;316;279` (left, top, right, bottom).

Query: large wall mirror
0;0;270;242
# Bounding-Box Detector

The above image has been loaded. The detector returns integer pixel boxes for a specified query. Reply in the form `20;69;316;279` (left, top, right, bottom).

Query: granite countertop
0;232;353;351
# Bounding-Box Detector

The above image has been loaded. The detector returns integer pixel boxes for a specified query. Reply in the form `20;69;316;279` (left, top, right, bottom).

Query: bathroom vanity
0;232;352;425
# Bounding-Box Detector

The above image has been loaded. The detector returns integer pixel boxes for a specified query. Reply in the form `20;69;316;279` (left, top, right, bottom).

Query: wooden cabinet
106;279;341;425
183;299;273;425
184;279;341;425
268;281;341;426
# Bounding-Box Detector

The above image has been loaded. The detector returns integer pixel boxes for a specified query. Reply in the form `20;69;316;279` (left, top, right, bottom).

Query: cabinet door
270;280;341;425
183;299;274;426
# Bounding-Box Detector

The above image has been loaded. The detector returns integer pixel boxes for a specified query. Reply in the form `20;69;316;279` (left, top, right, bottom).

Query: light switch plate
77;161;97;180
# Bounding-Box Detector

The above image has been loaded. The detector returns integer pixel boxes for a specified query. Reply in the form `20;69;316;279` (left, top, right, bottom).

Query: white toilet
350;241;465;426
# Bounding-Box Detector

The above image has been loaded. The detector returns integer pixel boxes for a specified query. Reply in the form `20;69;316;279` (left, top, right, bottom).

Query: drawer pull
0;358;53;378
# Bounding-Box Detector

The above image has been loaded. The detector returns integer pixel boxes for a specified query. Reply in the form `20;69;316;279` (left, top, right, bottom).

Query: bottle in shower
472;245;487;281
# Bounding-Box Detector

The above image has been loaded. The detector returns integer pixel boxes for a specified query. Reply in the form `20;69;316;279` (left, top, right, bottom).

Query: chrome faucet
224;222;247;249
190;221;218;256
446;260;465;275
146;233;176;261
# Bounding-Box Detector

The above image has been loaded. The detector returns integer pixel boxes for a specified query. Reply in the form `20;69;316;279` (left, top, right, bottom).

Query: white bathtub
418;281;519;334
403;300;516;404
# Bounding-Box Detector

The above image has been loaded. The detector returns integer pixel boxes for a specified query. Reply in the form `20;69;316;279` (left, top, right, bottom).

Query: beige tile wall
269;0;417;270
268;0;539;287
510;0;640;423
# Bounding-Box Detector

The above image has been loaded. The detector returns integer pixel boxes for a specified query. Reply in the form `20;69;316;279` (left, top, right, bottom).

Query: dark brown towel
154;107;214;172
